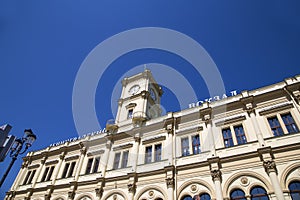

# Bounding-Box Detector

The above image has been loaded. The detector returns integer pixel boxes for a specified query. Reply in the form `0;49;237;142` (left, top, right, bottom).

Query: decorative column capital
263;160;277;174
211;169;222;182
166;177;174;188
128;183;136;193
134;136;141;143
68;191;75;199
80;147;87;155
95;188;103;198
44;194;51;200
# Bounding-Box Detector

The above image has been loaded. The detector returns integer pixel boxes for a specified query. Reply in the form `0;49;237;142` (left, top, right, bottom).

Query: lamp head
24;129;37;147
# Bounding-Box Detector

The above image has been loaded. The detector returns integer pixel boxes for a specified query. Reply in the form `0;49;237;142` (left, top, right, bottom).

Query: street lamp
0;129;36;187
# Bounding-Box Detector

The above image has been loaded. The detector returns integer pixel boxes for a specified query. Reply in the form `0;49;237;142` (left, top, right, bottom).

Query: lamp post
0;129;36;188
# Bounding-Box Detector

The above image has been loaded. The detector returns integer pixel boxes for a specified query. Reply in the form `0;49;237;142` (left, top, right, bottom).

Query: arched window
250;186;269;200
181;195;192;200
230;189;246;200
289;181;300;200
200;193;211;200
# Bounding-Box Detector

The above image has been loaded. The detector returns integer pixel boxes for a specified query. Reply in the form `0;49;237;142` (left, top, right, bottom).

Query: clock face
150;88;156;100
129;85;140;95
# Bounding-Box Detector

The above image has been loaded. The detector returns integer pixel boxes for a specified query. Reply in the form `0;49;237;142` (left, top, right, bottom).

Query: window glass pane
46;166;55;181
181;137;190;156
181;196;192;200
222;128;234;147
41;167;49;182
289;181;300;200
62;163;70;178
200;193;211;200
23;171;32;185
268;116;284;136
234;125;247;145
85;158;93;174
113;152;121;169
68;162;76;177
250;186;269;200
121;151;129;168
92;157;100;173
128;109;133;119
155;144;162;161
230;189;246;200
27;170;36;184
281;113;299;133
192;135;201;154
145;146;152;164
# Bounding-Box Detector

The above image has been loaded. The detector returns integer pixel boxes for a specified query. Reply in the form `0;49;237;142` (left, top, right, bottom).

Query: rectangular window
41;166;55;182
154;144;162;162
121;151;129;168
86;157;100;174
181;137;190;156
62;161;76;178
41;167;49;182
128;109;133;119
281;113;299;133
85;158;93;174
27;170;36;184
67;162;76;177
234;125;247;145
23;170;36;185
23;171;32;185
92;156;100;173
222;128;234;148
62;163;70;178
46;166;55;181
268;116;284;136
145;146;152;164
113;152;121;169
192;135;201;154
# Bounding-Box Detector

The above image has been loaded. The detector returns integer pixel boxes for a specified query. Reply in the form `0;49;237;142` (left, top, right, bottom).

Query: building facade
5;71;300;200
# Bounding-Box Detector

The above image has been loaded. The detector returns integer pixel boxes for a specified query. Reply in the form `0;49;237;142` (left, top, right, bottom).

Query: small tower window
128;109;133;119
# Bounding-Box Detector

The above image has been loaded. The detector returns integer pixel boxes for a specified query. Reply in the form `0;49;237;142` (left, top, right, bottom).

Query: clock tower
115;69;163;125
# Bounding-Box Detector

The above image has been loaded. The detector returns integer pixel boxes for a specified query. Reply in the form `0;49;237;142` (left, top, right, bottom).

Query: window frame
22;169;36;185
113;150;130;169
180;133;202;157
61;161;76;178
265;111;299;137
85;156;101;174
221;123;248;148
144;142;163;164
41;165;55;182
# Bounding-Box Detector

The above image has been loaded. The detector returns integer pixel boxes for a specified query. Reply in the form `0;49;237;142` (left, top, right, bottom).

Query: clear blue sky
0;1;299;198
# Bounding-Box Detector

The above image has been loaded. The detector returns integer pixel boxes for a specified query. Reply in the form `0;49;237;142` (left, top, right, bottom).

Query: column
74;145;86;181
263;160;284;200
127;173;137;200
166;177;174;200
131;136;141;172
166;123;174;165
32;154;48;187
245;103;265;147
211;169;223;200
99;139;112;176
95;182;104;200
12;159;29;190
200;105;216;157
51;151;66;185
